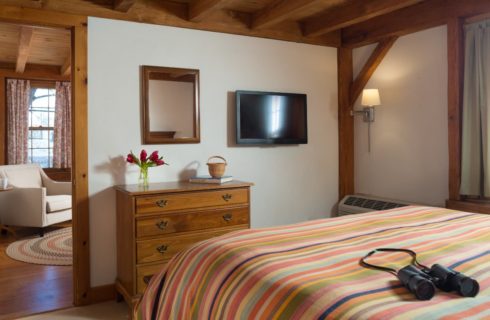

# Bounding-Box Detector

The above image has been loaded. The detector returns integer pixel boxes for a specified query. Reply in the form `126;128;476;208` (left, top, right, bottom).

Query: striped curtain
461;19;490;197
53;81;72;168
6;79;30;165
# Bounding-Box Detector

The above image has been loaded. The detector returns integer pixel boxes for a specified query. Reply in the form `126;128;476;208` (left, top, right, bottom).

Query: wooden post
338;47;354;200
71;21;90;306
447;17;464;201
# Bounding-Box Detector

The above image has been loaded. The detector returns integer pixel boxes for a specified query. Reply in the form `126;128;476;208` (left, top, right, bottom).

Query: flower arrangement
126;149;167;186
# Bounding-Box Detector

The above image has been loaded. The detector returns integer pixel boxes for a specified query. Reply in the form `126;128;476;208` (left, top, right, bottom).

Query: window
28;87;56;168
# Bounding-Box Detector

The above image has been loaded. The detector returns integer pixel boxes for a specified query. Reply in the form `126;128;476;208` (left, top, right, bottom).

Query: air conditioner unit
338;194;415;216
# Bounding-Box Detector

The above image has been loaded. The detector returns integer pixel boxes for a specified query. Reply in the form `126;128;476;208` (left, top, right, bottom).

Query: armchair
0;164;72;235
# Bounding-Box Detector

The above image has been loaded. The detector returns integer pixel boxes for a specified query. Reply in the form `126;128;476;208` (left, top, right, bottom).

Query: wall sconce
352;89;381;152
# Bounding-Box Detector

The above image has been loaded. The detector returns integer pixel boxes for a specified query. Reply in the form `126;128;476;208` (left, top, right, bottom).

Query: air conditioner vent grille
344;196;408;211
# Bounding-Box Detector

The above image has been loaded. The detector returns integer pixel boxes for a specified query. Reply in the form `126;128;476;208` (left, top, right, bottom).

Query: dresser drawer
135;188;248;215
136;225;245;264
136;207;249;238
136;262;168;294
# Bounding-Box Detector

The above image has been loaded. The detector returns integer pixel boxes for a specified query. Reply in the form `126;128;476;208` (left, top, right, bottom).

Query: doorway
0;7;90;318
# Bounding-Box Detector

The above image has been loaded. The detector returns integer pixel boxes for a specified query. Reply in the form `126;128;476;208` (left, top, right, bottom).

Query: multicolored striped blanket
136;206;490;319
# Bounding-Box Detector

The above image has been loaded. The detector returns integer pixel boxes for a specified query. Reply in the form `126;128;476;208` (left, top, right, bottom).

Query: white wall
88;18;338;286
353;26;448;206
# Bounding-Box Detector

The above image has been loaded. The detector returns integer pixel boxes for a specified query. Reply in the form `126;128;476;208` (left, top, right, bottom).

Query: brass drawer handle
223;213;233;222
222;193;232;202
143;275;153;285
155;220;168;230
156;199;168;207
156;245;168;254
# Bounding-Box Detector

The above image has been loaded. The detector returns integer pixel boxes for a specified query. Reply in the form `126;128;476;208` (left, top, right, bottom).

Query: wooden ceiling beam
252;0;320;30
113;0;136;13
15;26;34;73
303;0;423;37
342;0;490;48
189;0;228;22
350;36;397;105
0;2;339;47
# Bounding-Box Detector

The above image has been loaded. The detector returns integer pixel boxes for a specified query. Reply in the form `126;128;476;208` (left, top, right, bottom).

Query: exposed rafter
188;0;228;22
113;0;136;12
252;0;321;30
350;37;398;105
61;55;71;75
342;0;490;48
303;0;423;37
15;26;34;73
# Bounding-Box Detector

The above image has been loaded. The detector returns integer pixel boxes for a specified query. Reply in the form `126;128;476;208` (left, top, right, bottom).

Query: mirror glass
142;66;200;144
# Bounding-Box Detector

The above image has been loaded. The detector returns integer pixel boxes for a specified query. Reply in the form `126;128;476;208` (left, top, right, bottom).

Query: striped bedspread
137;206;490;319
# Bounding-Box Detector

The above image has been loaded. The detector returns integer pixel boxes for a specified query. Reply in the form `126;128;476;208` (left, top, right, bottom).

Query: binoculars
361;248;479;301
398;264;479;300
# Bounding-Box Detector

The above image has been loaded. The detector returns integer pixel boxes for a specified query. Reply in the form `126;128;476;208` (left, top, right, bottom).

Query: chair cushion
46;195;71;213
1;164;42;188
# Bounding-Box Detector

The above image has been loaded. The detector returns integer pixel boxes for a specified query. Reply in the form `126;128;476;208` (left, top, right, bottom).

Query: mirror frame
141;65;200;144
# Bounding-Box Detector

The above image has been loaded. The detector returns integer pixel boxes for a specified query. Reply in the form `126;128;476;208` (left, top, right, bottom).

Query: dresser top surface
114;180;253;195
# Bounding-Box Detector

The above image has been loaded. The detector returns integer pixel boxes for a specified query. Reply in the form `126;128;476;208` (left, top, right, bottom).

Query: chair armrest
41;172;71;195
0;187;46;227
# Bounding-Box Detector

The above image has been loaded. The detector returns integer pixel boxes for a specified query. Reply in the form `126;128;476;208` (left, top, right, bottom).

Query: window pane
34;88;49;97
31;111;43;127
49;89;56;108
32;96;50;110
49;111;55;127
28;86;57;168
32;149;49;168
30;130;42;139
31;131;49;148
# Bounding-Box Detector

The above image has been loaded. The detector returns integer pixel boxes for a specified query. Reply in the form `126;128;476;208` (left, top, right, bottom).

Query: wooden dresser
114;180;253;306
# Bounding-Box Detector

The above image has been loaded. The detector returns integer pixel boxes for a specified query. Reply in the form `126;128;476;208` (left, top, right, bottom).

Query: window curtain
461;20;490;197
6;79;30;165
53;81;72;168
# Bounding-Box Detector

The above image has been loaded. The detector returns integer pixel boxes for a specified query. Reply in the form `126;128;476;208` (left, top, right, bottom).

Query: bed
136;206;490;319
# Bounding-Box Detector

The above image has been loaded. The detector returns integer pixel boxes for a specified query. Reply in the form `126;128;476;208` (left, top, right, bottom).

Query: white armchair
0;164;72;235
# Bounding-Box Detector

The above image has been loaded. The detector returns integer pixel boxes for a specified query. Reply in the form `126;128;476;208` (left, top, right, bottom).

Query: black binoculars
398;264;479;300
361;248;480;301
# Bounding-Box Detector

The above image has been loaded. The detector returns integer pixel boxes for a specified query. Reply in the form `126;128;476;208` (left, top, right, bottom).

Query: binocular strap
360;248;430;275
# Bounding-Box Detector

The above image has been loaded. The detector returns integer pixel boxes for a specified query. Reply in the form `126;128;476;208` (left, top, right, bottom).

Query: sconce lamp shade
361;89;381;106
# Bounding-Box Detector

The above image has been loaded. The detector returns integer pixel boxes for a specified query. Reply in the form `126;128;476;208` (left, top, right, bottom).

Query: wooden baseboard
446;199;490;214
88;284;116;304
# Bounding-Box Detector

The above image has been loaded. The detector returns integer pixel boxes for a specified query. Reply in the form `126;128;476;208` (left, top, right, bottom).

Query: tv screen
236;91;308;145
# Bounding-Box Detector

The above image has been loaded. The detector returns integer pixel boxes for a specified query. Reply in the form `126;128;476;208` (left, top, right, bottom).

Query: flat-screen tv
236;90;308;145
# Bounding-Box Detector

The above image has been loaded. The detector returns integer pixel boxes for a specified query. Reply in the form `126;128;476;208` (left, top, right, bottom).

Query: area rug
6;227;72;266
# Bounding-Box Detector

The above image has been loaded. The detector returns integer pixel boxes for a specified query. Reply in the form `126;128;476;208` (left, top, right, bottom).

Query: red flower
149;151;159;162
140;149;147;162
126;153;135;163
156;159;165;166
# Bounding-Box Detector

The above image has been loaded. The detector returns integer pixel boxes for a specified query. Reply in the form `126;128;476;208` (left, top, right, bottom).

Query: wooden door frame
0;5;90;306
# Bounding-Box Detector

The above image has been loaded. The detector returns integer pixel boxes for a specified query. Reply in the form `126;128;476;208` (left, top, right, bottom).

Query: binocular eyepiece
398;265;435;300
397;264;479;300
428;264;479;297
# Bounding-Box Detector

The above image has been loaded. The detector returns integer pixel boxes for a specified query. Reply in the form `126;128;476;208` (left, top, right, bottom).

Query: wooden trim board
447;17;464;201
0;5;91;307
89;284;116;304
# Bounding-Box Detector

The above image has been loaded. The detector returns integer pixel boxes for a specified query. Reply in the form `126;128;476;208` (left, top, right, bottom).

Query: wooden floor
0;226;73;320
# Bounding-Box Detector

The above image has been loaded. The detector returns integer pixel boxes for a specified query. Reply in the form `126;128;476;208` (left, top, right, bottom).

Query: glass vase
139;166;149;187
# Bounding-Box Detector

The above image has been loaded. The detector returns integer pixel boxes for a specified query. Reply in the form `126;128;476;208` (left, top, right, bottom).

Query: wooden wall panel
338;47;354;200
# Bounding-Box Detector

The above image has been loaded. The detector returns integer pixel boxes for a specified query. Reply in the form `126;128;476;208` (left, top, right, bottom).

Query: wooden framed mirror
141;65;200;144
